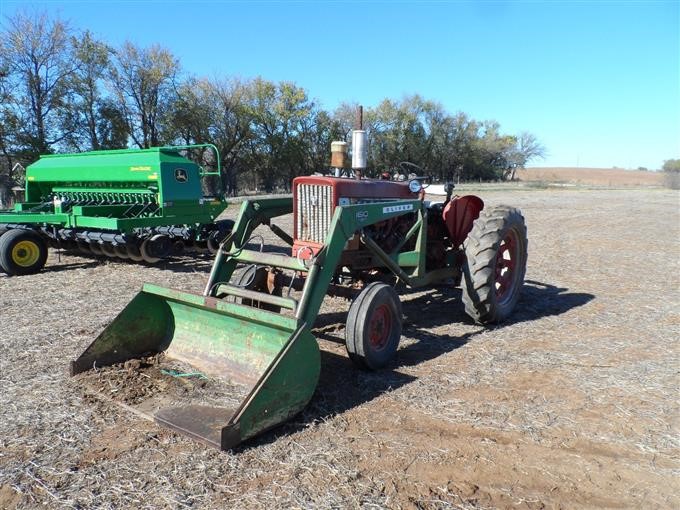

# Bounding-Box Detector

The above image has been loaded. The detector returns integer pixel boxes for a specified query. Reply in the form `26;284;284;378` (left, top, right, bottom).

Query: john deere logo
175;168;188;183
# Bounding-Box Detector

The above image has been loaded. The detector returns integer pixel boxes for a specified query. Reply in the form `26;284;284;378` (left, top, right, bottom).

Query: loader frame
72;193;464;449
205;195;460;319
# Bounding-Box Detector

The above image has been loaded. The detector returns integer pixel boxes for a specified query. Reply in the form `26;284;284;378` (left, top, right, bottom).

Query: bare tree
66;31;126;150
168;77;253;196
0;11;75;156
108;42;178;148
507;131;546;180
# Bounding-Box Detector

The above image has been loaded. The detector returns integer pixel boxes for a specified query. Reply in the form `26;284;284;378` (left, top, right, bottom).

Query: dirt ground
1;187;678;509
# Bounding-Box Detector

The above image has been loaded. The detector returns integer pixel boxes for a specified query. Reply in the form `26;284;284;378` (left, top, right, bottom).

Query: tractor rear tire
0;229;48;276
461;205;528;324
346;282;402;370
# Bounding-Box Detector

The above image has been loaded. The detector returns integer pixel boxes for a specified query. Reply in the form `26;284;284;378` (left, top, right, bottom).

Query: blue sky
1;0;679;169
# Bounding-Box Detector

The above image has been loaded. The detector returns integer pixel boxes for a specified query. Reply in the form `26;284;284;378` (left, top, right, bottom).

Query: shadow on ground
241;280;595;449
314;279;594;338
0;260;101;276
399;279;594;327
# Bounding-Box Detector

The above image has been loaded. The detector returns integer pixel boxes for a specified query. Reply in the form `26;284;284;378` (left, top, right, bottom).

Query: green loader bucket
71;283;320;450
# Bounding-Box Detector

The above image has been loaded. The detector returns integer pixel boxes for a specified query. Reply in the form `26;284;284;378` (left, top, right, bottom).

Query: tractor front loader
72;175;528;450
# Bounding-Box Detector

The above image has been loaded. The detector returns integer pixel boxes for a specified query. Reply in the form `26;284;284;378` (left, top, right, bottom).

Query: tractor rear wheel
0;229;48;276
461;205;528;324
346;282;402;370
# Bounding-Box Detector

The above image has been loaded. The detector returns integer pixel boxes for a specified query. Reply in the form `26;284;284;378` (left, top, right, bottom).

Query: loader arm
72;196;434;450
204;197;293;296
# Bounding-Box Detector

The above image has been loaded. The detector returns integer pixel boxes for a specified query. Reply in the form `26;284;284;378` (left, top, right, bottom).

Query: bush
663;172;680;190
662;159;680;189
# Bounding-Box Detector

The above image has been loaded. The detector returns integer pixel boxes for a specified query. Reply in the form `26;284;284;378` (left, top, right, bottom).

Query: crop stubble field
0;187;678;509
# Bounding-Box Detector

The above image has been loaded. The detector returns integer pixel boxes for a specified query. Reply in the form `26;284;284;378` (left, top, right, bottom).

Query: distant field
519;167;664;187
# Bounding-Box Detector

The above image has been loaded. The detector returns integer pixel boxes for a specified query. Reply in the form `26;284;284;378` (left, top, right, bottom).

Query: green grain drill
0;145;231;275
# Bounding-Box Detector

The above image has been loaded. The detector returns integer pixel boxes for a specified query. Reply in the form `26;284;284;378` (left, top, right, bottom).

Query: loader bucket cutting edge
71;283;321;450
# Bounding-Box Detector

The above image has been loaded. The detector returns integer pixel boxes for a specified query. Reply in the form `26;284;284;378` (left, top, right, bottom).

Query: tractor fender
442;195;484;247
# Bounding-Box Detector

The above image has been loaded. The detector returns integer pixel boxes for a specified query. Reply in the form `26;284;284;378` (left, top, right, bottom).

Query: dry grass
1;188;679;509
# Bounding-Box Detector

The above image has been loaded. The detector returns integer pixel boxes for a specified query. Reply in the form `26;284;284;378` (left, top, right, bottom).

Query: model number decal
383;204;413;214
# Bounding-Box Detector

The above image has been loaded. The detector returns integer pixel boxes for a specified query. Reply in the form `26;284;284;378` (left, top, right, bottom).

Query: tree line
0;11;545;197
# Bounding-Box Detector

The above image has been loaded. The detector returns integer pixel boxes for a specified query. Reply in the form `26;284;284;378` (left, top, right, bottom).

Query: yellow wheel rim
12;240;41;267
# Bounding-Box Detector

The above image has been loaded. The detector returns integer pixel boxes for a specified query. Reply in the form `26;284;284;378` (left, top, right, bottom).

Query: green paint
0;146;227;233
72;194;461;450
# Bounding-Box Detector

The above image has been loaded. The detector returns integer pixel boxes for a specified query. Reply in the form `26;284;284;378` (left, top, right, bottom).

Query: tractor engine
292;175;483;274
293;176;415;261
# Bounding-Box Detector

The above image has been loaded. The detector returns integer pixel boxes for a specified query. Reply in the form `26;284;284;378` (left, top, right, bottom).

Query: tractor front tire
0;229;48;276
346;282;402;370
462;205;528;324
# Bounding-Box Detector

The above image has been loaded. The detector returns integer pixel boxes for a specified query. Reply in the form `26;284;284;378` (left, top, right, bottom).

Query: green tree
300;109;344;175
246;79;317;191
662;159;680;172
504;131;546;180
662;159;680;189
169;77;253;196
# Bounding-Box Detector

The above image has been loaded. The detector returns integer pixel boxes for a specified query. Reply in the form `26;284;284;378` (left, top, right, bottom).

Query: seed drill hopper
72;173;528;450
0;145;231;275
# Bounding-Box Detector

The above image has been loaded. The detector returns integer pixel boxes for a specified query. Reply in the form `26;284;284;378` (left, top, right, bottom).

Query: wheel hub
369;304;392;351
12;240;40;267
495;229;519;304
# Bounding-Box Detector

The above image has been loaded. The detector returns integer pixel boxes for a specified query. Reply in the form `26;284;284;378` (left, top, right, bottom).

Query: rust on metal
155;405;237;450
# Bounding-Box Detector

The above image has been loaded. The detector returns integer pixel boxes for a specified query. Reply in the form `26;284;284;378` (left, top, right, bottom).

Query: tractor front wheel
0;229;48;276
461;205;528;324
346;282;402;370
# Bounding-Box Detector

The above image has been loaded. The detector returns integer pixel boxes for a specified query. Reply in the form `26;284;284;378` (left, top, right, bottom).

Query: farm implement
72;173;528;450
0;145;231;275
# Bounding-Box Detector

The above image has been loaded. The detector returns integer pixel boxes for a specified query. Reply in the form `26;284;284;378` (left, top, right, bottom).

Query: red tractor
291;174;528;325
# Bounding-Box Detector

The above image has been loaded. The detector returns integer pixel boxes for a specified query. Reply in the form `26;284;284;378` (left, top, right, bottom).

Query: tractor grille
296;184;334;244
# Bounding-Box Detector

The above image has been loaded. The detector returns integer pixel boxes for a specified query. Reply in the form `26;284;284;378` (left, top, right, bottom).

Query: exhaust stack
352;106;367;178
